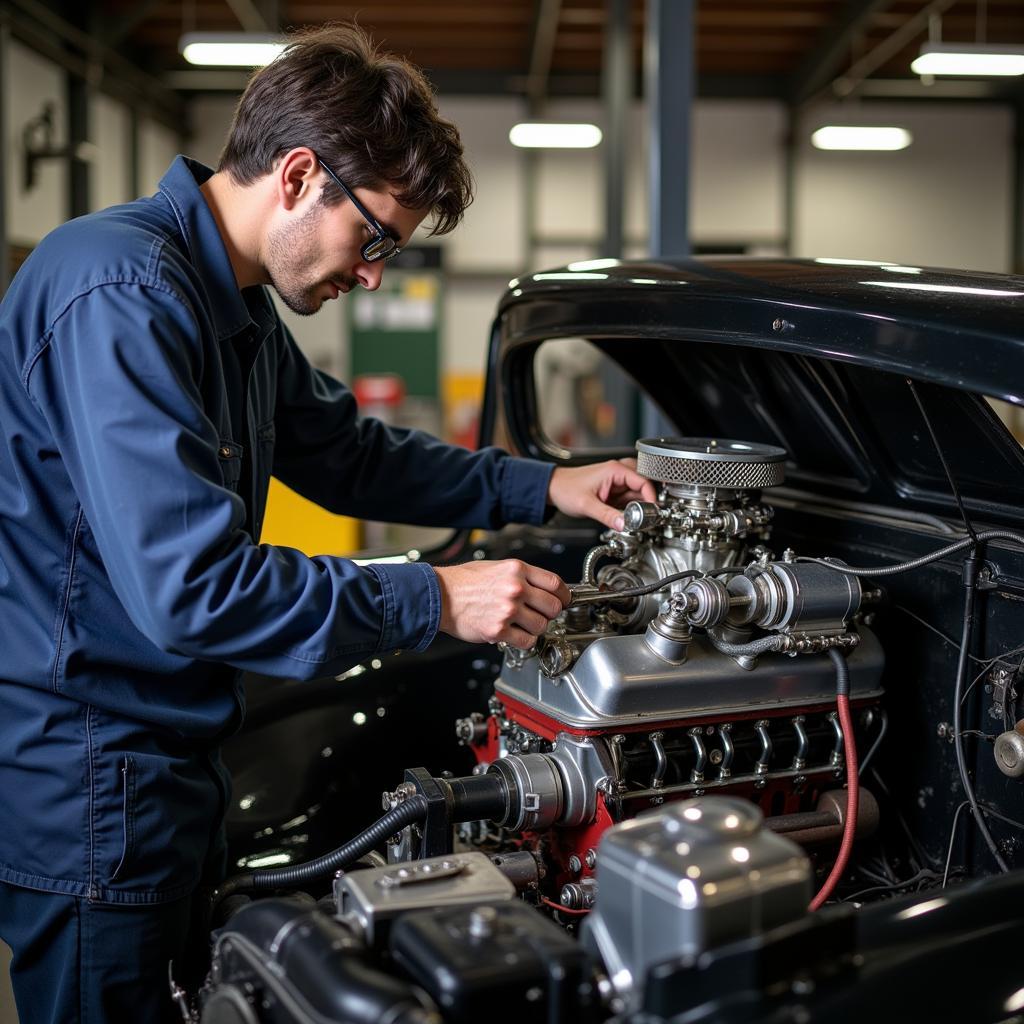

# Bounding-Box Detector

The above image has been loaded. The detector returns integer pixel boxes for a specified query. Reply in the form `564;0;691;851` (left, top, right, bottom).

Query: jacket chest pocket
217;439;244;492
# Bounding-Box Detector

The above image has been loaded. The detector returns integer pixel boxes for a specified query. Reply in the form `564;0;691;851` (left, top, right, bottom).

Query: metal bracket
988;665;1021;723
403;767;452;860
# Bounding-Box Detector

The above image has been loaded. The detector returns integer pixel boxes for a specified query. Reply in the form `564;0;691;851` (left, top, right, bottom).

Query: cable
952;557;1008;873
941;800;970;888
540;896;589;916
840;868;940;904
573;565;750;606
868;767;937;873
810;649;859;910
573;569;703;604
858;707;888;776
890;604;987;664
906;379;978;545
795;529;1024;578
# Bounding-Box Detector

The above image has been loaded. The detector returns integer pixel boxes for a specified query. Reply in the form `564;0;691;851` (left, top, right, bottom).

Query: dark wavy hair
218;22;473;235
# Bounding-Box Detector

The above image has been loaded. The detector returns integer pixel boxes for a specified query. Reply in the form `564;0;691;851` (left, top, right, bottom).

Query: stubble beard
265;203;331;316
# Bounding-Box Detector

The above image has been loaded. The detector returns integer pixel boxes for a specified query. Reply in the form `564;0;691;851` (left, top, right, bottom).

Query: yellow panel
260;477;361;556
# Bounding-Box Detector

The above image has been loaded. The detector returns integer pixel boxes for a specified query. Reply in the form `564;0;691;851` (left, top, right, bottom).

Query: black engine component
390;900;597;1024
201;899;440;1024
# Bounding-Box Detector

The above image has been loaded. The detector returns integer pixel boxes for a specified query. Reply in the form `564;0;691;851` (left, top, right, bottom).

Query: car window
986;397;1024;450
533;338;665;451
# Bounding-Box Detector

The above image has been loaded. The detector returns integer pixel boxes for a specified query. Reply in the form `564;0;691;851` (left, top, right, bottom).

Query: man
0;22;654;1023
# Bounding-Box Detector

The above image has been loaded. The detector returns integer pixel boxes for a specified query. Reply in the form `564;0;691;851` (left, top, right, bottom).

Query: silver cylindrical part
487;754;563;831
726;562;861;633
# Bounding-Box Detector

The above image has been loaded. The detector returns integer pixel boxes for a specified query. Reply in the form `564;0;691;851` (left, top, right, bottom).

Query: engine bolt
585;848;597;870
568;854;583;874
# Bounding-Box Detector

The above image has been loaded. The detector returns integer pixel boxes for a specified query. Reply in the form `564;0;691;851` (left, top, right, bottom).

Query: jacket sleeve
269;324;554;527
27;282;443;678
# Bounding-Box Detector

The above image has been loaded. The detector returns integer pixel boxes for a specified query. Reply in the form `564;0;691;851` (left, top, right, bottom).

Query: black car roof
499;257;1024;406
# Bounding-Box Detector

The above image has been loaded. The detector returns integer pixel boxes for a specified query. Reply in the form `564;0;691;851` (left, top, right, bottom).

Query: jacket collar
157;155;257;341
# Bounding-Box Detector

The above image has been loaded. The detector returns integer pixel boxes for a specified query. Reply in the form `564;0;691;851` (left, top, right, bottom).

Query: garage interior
2;1;1024;1021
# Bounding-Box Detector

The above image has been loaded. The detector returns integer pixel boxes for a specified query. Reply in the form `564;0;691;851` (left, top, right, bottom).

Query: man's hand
434;560;570;649
547;458;658;531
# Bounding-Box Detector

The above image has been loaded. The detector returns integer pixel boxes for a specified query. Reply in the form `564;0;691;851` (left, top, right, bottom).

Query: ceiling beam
98;0;164;46
223;0;272;34
526;0;562;114
788;0;892;105
164;65;790;102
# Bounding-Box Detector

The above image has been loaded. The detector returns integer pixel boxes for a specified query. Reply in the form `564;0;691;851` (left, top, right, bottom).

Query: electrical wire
940;799;1024;888
857;707;888;777
952;560;1008;872
540;896;589;915
868;766;937;873
906;379;978;545
890;604;988;664
840;868;940;904
571;565;750;606
959;641;1024;707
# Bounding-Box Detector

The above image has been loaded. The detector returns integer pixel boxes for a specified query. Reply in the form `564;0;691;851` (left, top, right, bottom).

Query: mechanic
0;22;655;1024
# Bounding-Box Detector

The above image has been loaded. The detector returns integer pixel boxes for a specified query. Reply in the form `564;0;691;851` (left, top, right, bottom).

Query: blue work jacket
0;157;553;904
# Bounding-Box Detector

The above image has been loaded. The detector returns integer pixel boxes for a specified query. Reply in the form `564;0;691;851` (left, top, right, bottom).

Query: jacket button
219;446;232;458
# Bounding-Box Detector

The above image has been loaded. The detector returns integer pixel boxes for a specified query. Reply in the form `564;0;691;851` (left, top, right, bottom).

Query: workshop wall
4;40;66;244
794;103;1012;272
3;47;1019;394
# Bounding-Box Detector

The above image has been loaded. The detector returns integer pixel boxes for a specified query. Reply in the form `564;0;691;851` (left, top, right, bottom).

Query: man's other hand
547;458;658;532
434;560;570;649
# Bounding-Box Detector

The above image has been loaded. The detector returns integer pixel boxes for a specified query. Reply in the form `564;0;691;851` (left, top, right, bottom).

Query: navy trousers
0;882;203;1024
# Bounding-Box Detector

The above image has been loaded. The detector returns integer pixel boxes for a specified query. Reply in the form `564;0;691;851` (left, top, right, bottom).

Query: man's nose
355;261;384;291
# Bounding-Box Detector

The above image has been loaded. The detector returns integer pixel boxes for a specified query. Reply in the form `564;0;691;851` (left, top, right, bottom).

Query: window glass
534;338;657;450
986;397;1024;450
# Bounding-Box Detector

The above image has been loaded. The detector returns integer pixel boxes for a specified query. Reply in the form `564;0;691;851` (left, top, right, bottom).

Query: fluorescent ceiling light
912;43;1024;77
811;126;912;151
179;32;285;67
509;123;602;149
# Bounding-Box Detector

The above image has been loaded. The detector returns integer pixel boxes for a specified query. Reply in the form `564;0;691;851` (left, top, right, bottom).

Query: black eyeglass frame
314;153;402;263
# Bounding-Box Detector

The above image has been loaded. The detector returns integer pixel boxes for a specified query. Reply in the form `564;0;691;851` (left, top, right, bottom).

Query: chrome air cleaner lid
636;437;787;489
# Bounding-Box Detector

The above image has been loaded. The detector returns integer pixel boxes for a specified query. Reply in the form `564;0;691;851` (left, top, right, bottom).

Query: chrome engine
440;439;883;897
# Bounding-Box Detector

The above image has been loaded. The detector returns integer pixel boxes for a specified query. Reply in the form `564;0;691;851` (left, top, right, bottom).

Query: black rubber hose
830;646;850;697
212;795;429;907
952;556;1009;872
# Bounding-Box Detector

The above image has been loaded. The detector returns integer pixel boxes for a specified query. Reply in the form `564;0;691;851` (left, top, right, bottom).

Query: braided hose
809;650;857;910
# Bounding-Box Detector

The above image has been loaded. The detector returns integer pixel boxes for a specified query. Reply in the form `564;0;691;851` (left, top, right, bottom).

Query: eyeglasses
314;152;402;263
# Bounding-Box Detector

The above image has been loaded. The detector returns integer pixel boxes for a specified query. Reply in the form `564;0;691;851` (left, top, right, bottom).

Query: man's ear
274;147;318;211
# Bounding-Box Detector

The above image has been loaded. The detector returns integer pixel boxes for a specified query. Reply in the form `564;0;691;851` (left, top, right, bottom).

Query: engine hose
211;795;429;908
809;649;858;910
706;628;786;658
582;545;618;585
796;529;1024;578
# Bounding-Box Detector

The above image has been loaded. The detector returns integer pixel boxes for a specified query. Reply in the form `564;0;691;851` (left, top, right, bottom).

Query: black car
199;257;1024;1024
